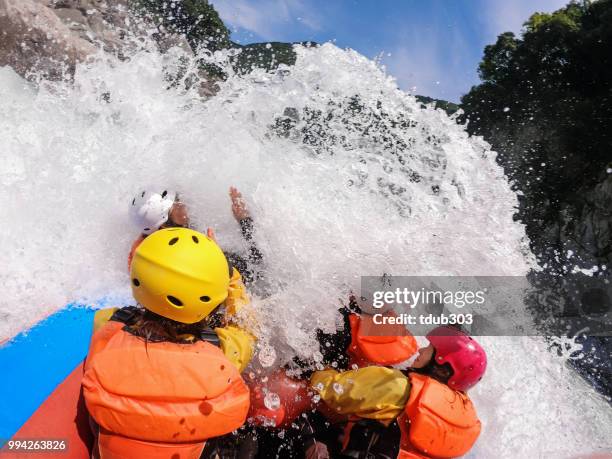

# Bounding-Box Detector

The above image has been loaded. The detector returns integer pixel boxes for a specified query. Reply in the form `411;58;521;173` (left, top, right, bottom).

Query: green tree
461;0;612;268
133;0;300;74
134;0;230;51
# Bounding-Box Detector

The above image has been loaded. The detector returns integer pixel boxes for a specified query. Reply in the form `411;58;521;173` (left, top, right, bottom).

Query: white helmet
129;189;177;235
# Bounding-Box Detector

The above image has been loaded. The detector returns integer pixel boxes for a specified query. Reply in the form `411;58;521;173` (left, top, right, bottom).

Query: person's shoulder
93;307;119;333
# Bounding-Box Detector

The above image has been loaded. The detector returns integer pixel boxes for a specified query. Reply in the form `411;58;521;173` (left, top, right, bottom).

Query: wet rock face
0;0;99;80
0;0;191;80
557;173;612;269
46;0;142;55
527;167;612;276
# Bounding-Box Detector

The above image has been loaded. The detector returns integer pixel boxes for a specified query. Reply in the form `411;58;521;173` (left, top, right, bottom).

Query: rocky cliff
1;0;133;79
0;0;299;95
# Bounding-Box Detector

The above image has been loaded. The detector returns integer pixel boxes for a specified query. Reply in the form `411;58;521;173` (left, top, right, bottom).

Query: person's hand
207;227;216;241
229;186;250;221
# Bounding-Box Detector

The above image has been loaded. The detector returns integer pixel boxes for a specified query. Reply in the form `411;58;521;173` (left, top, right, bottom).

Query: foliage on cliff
134;0;231;51
415;95;459;116
134;0;299;73
460;0;612;268
231;41;298;74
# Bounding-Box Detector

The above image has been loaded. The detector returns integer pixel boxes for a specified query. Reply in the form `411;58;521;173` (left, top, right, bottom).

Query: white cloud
211;0;321;41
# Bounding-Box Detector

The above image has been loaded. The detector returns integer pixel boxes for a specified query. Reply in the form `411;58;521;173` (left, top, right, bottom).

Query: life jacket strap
110;306;140;326
199;329;221;346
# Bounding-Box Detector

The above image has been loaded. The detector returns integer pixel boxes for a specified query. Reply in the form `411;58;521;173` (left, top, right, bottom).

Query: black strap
199;329;221;346
110;306;140;326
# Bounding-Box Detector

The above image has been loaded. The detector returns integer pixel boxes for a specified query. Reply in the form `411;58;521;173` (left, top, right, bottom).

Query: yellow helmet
130;228;230;324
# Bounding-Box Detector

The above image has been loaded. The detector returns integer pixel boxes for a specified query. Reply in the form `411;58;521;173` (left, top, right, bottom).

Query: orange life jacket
398;373;481;459
82;321;250;459
347;313;418;367
127;235;145;271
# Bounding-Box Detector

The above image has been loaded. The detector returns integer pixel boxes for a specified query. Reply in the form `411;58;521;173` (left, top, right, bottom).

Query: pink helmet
426;326;487;391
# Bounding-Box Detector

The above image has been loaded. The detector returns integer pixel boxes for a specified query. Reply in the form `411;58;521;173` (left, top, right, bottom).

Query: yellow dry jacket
225;268;250;316
310;367;411;421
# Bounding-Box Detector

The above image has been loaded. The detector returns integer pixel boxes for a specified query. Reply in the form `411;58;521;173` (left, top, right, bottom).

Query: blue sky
211;0;569;102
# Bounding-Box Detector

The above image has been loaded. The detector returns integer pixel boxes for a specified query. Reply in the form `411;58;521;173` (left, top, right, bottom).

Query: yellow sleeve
92;307;118;333
310;367;410;421
215;325;256;373
225;268;249;317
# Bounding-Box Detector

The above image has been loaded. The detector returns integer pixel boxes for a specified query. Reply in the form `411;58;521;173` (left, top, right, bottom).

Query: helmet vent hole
192;235;199;244
132;278;140;287
200;296;211;303
144;227;150;232
132;198;135;206
167;295;183;307
141;191;145;197
169;237;179;245
161;190;168;198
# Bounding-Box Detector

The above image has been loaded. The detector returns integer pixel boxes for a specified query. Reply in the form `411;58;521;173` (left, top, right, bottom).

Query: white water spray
0;43;610;456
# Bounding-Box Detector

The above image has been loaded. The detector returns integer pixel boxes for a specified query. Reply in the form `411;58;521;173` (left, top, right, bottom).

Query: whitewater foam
0;42;610;456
